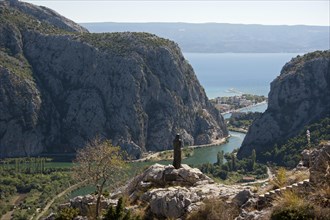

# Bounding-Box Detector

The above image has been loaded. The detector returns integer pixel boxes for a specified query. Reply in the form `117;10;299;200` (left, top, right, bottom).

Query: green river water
69;131;245;197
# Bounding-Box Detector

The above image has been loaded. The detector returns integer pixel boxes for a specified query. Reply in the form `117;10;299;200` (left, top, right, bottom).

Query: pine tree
216;151;224;166
230;153;237;171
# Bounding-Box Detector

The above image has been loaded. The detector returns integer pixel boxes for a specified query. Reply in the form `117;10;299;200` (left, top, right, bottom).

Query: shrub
56;207;79;220
103;197;140;220
271;191;315;220
271;205;315;220
272;167;287;189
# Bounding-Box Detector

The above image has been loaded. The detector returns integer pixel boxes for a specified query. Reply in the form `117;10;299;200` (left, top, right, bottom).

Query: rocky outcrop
124;163;214;193
116;164;248;219
309;141;330;186
238;51;330;160
0;1;227;158
5;0;87;33
68;195;117;217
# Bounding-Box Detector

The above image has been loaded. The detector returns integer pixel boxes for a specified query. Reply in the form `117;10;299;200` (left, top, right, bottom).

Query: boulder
309;141;330;186
147;187;193;218
301;148;320;167
69;195;116;217
123;163;214;198
233;189;253;207
118;163;248;219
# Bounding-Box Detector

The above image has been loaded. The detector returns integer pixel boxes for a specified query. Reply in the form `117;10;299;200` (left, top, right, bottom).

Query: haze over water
184;53;301;99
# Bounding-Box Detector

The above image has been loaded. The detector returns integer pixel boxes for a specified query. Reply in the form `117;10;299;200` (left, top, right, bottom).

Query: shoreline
228;128;248;133
221;100;267;115
132;135;230;163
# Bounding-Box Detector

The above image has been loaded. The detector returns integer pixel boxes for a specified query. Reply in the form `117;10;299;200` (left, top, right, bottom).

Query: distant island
81;22;329;53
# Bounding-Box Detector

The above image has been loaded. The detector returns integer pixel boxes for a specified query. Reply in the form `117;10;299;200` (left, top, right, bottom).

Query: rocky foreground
53;141;330;220
59;164;251;219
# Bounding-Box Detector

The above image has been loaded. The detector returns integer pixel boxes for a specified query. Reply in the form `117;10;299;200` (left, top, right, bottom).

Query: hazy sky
24;0;329;26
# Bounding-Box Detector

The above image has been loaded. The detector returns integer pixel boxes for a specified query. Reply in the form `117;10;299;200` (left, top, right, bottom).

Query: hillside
81;22;330;53
237;51;330;164
0;0;227;158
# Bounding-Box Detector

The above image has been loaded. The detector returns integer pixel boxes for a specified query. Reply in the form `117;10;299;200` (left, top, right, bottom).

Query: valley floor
134;136;228;162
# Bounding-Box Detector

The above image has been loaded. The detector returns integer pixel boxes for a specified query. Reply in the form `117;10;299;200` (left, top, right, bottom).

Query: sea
183;53;301;99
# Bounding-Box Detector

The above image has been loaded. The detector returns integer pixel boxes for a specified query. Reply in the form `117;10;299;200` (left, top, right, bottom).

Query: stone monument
173;134;183;169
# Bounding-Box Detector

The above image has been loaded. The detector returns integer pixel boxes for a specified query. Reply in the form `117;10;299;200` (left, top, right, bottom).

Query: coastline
228;127;248;133
132;135;230;163
221;100;267;115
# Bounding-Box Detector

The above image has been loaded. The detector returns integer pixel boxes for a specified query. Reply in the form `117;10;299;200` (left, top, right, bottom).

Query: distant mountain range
80;22;330;53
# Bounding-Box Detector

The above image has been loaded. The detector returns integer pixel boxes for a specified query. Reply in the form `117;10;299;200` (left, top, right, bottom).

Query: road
33;180;87;220
240;166;273;186
1;194;27;220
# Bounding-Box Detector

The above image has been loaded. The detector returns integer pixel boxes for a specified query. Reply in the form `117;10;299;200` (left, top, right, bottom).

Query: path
240;166;273;186
1;194;27;220
33;180;87;220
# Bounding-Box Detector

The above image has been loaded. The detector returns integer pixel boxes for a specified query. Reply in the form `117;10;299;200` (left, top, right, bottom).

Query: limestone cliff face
0;1;227;158
237;51;330;159
6;0;87;33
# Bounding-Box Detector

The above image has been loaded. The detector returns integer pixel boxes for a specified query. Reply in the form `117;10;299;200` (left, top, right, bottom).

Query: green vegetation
79;32;173;56
260;117;330;168
281;50;330;76
72;138;128;219
0;6;72;36
271;189;329;220
271;167;287;189
0;4;74;82
227;112;262;132
197;149;267;183
0;52;34;80
212;94;267;112
243;94;267;103
0;158;74;219
103;197;141;220
55;207;79;220
155;147;193;161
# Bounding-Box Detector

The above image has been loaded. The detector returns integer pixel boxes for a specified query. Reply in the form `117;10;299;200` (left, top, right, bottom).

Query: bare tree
73;138;127;218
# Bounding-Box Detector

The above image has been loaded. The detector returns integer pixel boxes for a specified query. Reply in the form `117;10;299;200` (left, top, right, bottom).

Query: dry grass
276;190;306;208
271;187;330;220
271;191;314;219
187;198;239;220
271;167;287;189
286;169;309;185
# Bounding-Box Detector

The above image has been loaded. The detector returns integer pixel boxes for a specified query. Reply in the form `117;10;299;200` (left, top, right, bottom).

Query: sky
24;0;330;26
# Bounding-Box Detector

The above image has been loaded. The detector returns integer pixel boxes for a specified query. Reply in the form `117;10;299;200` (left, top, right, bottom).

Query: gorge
0;0;227;158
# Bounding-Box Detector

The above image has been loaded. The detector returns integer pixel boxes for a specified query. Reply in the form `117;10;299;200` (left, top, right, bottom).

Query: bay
184;53;301;99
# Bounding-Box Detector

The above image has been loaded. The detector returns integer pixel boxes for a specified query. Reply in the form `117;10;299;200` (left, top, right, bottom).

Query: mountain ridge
0;0;227;158
237;50;330;162
81;22;330;53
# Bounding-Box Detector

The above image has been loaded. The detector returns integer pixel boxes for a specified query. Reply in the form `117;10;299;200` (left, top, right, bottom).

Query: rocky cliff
237;51;330;160
0;0;227;158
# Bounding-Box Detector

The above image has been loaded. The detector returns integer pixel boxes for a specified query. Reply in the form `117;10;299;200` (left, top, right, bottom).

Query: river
182;101;268;165
183;131;245;165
